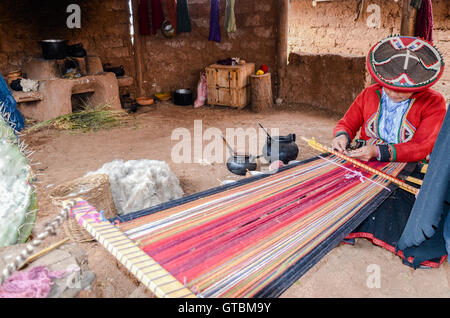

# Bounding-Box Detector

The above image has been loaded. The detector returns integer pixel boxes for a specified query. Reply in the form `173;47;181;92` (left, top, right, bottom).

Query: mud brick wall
0;0;134;75
0;0;135;94
281;52;371;115
0;0;446;106
0;0;279;98
288;0;449;103
138;0;278;95
430;0;449;103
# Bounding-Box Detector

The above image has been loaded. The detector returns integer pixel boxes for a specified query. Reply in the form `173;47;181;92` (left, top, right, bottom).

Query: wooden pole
400;0;418;36
276;0;289;100
18;238;70;270
132;0;146;97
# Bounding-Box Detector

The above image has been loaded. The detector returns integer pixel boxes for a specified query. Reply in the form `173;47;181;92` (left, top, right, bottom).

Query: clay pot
136;97;154;106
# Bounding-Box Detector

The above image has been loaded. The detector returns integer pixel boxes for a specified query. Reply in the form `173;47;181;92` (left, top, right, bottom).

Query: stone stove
14;55;131;122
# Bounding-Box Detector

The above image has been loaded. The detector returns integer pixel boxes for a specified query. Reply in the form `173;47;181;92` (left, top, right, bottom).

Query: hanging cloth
209;0;221;42
138;0;151;35
151;0;165;34
177;0;192;33
415;0;433;43
225;0;236;33
166;0;178;33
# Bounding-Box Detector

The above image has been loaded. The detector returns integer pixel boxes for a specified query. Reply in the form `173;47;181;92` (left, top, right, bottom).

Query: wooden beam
400;0;418;36
132;0;146;97
276;0;289;99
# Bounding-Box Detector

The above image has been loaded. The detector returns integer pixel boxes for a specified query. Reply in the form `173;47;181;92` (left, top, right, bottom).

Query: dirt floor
22;101;450;298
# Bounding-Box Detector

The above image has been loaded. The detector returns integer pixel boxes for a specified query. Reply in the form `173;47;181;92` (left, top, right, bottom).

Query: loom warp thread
113;155;405;297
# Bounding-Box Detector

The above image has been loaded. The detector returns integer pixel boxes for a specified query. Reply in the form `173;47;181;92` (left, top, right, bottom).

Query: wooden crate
205;63;255;109
206;63;255;89
207;86;251;109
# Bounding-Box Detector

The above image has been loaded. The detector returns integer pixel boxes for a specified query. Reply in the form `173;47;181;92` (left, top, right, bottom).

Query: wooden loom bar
71;199;196;298
421;164;428;174
302;137;419;196
406;176;423;186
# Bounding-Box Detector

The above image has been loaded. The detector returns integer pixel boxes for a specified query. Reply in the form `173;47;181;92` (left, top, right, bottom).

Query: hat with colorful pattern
367;35;444;92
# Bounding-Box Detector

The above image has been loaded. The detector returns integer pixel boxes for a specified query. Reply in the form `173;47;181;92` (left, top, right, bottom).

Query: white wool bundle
20;79;39;93
85;159;184;215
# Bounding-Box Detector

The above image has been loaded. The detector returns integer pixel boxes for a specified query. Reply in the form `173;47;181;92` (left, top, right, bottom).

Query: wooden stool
250;73;273;112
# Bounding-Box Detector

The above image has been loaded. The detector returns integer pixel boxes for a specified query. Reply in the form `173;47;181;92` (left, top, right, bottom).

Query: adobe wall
286;0;449;111
0;0;279;99
281;52;371;114
138;0;278;95
0;0;135;95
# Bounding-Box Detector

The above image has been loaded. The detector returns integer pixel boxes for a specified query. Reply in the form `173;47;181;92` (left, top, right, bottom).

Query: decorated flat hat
367;35;445;92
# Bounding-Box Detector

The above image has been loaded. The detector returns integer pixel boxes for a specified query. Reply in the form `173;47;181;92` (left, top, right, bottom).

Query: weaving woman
330;35;448;268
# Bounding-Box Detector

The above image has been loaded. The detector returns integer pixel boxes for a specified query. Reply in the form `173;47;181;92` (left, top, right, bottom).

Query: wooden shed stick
302;137;419;196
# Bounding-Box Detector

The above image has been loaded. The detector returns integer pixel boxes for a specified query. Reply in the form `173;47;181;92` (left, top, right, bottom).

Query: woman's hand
346;145;378;162
331;134;349;153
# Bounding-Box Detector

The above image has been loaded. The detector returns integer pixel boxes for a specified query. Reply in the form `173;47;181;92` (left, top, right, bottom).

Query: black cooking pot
262;133;299;164
67;43;87;58
39;39;68;60
10;78;23;91
103;64;125;77
173;89;193;106
226;154;258;176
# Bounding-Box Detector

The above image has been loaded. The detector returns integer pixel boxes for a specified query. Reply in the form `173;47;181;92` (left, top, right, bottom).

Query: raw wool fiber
0;266;66;298
85;160;184;215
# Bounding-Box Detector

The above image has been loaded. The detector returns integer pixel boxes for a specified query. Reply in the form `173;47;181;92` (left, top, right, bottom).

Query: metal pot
103;64;125;77
173;89;193;106
39;39;68;60
67;43;86;58
226;154;259;176
262;133;299;164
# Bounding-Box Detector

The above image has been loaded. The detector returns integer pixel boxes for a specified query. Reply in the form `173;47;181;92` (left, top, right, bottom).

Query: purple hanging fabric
415;0;433;43
209;0;221;42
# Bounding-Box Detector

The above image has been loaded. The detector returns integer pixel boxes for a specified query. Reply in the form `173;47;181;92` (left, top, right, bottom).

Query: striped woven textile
72;155;411;298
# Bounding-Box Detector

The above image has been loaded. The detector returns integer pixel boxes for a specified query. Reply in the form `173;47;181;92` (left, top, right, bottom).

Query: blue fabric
397;107;450;251
378;88;411;144
0;74;25;132
352;165;447;269
444;211;450;260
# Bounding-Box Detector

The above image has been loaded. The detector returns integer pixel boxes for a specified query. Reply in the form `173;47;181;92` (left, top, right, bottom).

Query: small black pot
10;78;23;91
39;39;68;60
103;64;125;77
262;133;299;164
173;89;193;106
226;154;258;176
67;43;87;58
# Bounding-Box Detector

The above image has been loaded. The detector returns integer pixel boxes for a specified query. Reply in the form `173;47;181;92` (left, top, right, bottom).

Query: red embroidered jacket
333;84;447;162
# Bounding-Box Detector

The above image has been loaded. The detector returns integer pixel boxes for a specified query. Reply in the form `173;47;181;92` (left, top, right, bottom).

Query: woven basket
50;174;118;242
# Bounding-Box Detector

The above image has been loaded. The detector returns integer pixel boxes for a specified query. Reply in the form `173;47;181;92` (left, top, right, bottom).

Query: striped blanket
72;155;412;298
